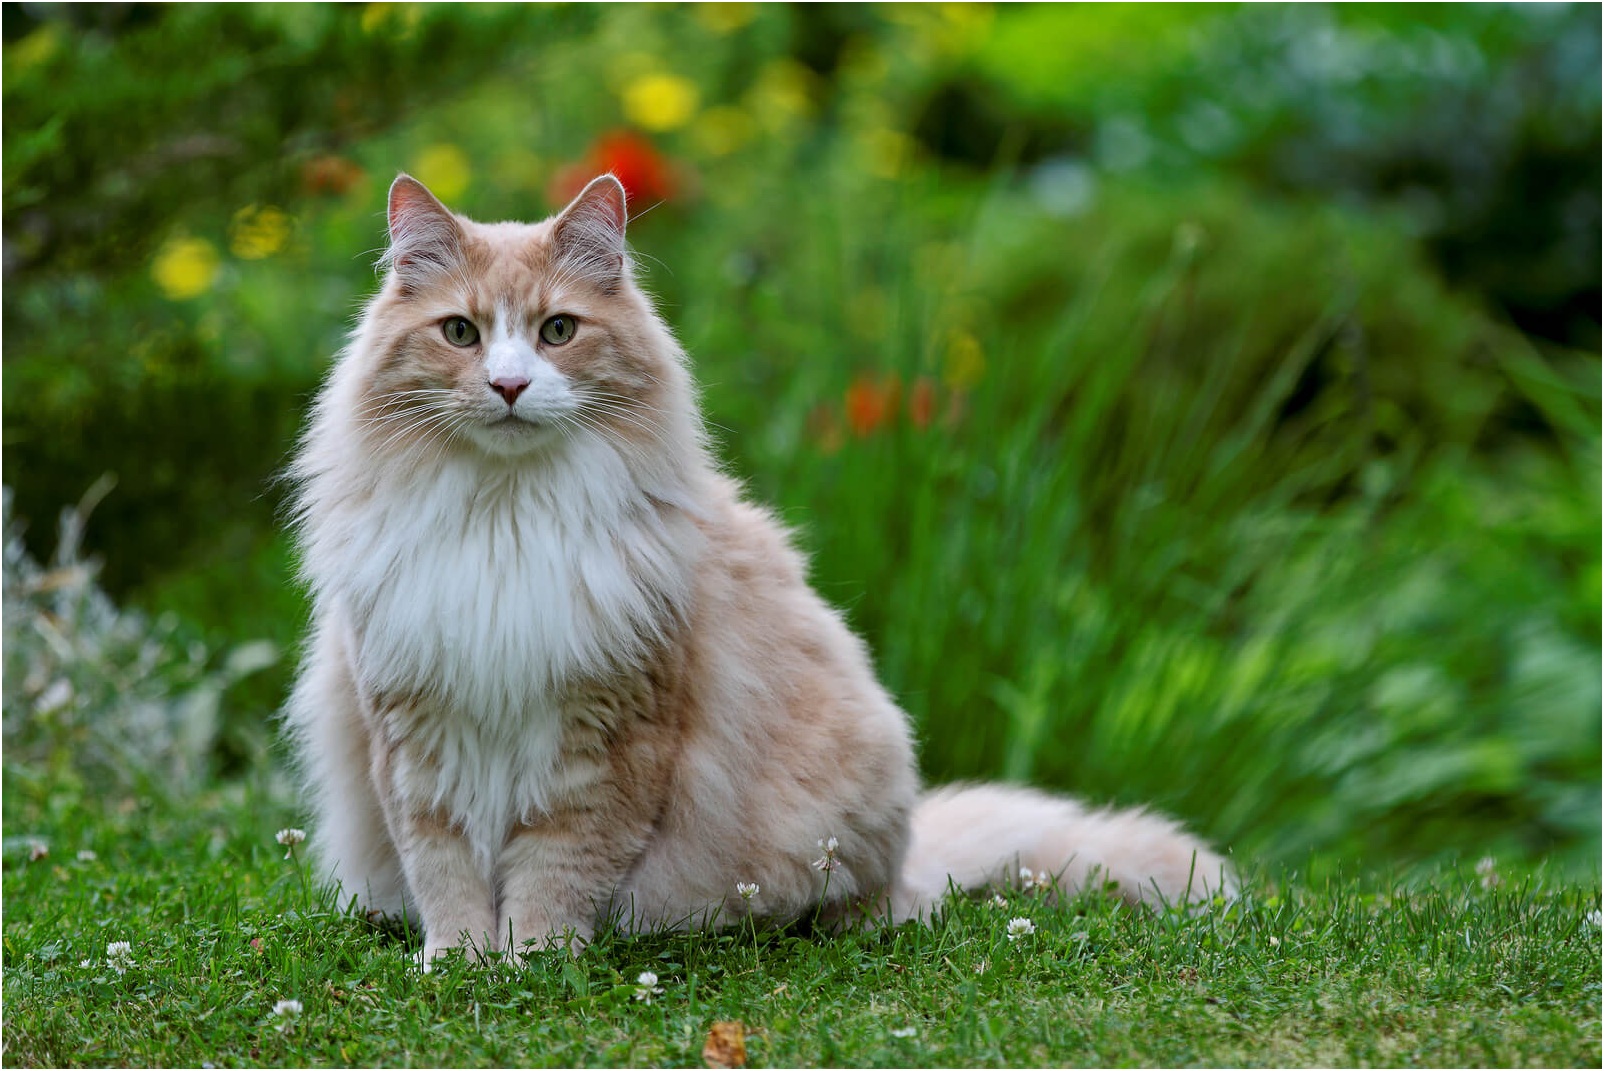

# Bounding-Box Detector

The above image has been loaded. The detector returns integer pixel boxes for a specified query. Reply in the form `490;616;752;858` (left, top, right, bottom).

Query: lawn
3;785;1598;1068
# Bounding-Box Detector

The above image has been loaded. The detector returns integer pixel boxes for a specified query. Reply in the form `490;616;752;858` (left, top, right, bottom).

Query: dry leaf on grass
702;1020;747;1068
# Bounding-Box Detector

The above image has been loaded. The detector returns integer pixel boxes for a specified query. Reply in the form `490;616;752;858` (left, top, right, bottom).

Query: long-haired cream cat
285;173;1232;965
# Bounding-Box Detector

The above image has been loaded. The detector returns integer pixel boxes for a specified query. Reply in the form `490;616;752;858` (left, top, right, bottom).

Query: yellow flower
151;236;221;301
411;143;472;202
944;329;986;390
695;2;756;33
229;204;293;260
622;73;700;133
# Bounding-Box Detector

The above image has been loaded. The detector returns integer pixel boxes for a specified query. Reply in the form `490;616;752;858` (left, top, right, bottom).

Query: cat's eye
540;315;576;346
442;317;480;347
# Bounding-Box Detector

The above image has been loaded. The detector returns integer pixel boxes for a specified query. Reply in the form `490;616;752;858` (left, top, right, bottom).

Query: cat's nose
489;377;530;405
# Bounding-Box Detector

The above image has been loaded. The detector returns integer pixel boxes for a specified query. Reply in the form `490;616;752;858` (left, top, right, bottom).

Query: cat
284;172;1233;966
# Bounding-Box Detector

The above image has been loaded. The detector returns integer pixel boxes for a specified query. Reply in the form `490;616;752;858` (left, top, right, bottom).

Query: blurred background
3;3;1599;879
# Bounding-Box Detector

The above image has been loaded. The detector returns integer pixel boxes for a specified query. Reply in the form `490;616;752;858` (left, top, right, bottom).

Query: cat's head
350;173;694;463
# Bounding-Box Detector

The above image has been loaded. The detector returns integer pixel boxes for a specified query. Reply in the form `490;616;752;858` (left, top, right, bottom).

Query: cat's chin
461;416;567;458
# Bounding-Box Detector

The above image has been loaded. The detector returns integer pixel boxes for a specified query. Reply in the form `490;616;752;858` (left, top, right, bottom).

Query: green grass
3;2;1598;877
3;787;1598;1068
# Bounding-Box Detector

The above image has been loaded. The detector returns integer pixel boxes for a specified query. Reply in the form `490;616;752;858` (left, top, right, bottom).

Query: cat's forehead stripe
441;218;609;317
463;224;549;289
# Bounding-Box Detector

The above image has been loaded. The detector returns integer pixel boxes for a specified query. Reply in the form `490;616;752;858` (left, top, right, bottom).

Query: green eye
442;317;479;347
540;315;576;346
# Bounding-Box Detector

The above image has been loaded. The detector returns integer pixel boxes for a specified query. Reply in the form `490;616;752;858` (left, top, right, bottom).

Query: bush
1;481;277;802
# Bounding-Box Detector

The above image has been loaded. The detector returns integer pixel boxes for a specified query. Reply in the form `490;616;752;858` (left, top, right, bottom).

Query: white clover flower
1475;855;1501;889
1586;909;1601;929
1016;865;1050;891
78;958;92;969
634;970;666;1004
736;881;759;902
890;1026;917;1039
76;849;97;863
989;893;1008;909
276;828;307;860
106;940;134;974
1005;917;1036;942
813;836;840;872
271;998;303;1033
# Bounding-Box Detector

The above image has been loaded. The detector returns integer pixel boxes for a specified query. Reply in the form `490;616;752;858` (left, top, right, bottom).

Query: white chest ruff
306;443;693;848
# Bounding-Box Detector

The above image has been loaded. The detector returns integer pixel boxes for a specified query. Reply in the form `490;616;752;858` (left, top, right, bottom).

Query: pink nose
489;377;529;405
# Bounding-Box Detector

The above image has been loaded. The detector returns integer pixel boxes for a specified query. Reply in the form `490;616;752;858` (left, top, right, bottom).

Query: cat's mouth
466;408;569;457
485;402;577;430
487;411;544;428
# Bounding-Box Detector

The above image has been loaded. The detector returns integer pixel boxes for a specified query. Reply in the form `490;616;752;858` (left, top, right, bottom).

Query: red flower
845;374;901;438
549;130;679;210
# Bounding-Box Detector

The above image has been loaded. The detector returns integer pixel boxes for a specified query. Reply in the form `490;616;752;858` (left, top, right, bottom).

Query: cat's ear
382;174;465;290
551;174;628;293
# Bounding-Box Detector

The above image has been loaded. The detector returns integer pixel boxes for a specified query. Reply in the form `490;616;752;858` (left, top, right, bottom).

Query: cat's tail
888;783;1235;922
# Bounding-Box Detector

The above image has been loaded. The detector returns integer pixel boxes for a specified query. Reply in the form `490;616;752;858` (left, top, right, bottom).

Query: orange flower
845;374;901;437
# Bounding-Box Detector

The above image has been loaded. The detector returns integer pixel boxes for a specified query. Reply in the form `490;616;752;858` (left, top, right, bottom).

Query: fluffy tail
889;783;1234;922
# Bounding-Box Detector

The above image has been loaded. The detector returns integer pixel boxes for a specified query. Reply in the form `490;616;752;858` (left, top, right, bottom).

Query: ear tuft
551;174;629;292
381;174;465;287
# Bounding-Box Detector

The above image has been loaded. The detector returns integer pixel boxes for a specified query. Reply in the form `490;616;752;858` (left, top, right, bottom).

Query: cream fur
284;173;1233;964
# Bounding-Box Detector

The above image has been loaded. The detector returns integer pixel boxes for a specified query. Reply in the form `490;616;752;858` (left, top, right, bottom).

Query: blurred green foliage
2;3;1598;875
3;483;279;799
